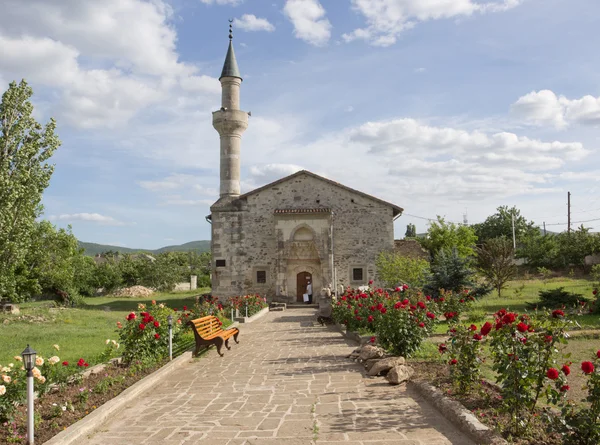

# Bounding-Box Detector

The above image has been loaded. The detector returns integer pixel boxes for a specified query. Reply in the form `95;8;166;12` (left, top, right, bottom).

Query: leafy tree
424;248;491;298
0;80;61;302
94;258;123;294
473;205;536;244
555;226;600;270
405;223;416;238
476;237;517;298
419;216;478;258
517;230;560;269
375;251;430;288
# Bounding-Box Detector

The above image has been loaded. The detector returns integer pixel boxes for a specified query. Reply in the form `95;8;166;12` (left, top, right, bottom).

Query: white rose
35;357;44;366
14;356;22;362
53;344;60;351
48;356;60;365
2;375;11;383
1;367;9;373
105;339;110;345
32;367;41;378
37;376;46;384
8;363;13;368
0;385;6;396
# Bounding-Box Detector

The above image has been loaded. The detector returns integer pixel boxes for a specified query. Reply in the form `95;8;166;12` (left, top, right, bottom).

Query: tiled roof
274;208;332;214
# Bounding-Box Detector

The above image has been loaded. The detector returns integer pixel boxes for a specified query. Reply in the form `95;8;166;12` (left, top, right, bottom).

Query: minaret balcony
212;109;249;135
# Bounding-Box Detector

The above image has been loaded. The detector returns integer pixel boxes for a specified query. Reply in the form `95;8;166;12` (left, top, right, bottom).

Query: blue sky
1;0;599;248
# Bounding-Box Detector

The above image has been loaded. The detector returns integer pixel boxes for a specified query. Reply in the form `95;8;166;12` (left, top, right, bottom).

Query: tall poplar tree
0;80;61;302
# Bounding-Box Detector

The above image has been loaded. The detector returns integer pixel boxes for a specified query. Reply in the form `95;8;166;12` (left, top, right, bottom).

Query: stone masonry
85;308;473;445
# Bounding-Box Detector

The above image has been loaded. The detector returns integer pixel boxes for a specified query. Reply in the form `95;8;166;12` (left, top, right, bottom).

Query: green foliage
93;258;123;294
556;351;600;444
517;230;559;269
537;266;553;283
424;248;491;298
405;223;416;238
419;217;478;258
375;251;430;288
527;287;587;310
489;309;572;436
446;323;486;394
476;237;517;298
555;226;600;269
227;294;268;317
0;80;61;302
118;301;183;365
472;206;536;244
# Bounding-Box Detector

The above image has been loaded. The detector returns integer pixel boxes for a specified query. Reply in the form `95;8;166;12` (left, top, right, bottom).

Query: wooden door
296;272;312;302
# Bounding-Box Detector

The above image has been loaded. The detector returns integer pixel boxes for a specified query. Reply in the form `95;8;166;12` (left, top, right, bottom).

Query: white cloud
511;90;600;128
200;0;243;5
48;213;129;226
343;0;522;46
0;0;219;129
234;14;275;32
139;174;218;205
249;163;304;184
283;0;332;46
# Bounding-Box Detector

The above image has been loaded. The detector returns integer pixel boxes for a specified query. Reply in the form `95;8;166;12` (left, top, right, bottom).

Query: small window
256;271;266;284
216;259;226;267
352;268;363;281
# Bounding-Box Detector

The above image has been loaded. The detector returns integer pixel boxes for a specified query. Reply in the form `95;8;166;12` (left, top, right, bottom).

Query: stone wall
394;239;430;261
210;173;397;301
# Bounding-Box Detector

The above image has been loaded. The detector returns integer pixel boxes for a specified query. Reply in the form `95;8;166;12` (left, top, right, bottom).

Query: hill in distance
79;240;210;256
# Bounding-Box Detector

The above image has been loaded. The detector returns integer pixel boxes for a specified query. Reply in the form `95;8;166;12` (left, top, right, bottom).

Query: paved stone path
87;309;474;445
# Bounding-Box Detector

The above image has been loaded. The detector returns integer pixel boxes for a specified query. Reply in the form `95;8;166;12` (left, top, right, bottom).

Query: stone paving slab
85;309;474;445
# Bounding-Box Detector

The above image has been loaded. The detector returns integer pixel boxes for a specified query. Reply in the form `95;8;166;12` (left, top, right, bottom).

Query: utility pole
511;212;516;250
543;221;546;236
568;191;571;233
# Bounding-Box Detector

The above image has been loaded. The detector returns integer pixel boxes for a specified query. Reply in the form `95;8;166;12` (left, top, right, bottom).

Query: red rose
354;309;359;315
380;307;387;314
418;322;425;328
84;363;89;367
480;322;492;336
370;336;376;343
545;335;553;343
597;350;600;359
183;306;187;311
517;322;529;333
450;359;457;365
560;385;570;392
173;308;178;312
552;309;565;318
394;302;402;309
426;296;431;301
469;324;477;331
368;280;373;285
562;365;571;376
473;334;483;341
582;361;595;374
417;301;426;309
496;309;507;317
356;316;362;321
154;333;160;339
154;321;160;328
502;313;517;324
139;323;146;330
77;358;85;367
439;344;447;354
367;315;374;323
426;312;435;319
495;321;503;330
395;287;401;292
593;289;598;295
439;297;445;302
62;361;69;366
546;367;559;380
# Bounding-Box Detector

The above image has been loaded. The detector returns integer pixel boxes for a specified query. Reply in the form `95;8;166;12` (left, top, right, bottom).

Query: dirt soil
0;361;163;444
112;286;154;298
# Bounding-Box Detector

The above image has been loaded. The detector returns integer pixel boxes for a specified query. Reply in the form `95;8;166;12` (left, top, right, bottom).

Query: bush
118;301;183;365
556;350;600;444
527;287;587;310
227;294;268;318
489;309;572;436
424;248;491;299
445;322;487;394
375;251;430;288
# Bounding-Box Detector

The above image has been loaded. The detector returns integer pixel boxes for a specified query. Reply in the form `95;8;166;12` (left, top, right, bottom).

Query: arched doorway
296;272;312;302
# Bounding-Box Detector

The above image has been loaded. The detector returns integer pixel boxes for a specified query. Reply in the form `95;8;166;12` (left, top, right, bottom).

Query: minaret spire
212;21;248;199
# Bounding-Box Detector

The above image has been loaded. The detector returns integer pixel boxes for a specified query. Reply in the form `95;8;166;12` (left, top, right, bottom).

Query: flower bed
227;294;268;318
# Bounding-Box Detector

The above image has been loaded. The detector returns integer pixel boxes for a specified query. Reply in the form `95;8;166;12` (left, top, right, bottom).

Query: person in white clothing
306;281;313;304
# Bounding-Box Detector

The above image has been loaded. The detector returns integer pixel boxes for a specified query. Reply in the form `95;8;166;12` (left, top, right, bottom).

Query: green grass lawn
0;289;209;366
473;277;596;314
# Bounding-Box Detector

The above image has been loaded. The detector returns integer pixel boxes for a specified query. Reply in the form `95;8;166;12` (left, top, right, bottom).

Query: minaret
213;22;249;198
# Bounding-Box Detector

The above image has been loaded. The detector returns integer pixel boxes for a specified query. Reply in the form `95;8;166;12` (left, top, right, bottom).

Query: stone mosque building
208;31;404;303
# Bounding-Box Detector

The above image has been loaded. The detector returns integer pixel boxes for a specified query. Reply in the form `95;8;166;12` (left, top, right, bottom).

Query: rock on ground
368;357;406;376
358;344;386;361
113;286;154;298
386;364;414;385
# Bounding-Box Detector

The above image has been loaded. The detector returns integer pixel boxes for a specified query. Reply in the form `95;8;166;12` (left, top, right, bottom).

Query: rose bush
445;322;488;394
227;294;268;318
489;308;572;436
118;301;183;365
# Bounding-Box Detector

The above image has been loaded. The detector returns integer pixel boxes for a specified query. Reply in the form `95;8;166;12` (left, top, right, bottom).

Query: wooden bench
188;315;239;357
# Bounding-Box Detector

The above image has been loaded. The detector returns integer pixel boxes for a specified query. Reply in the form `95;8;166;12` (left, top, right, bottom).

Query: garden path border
332;325;508;445
44;322;239;445
234;305;269;323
